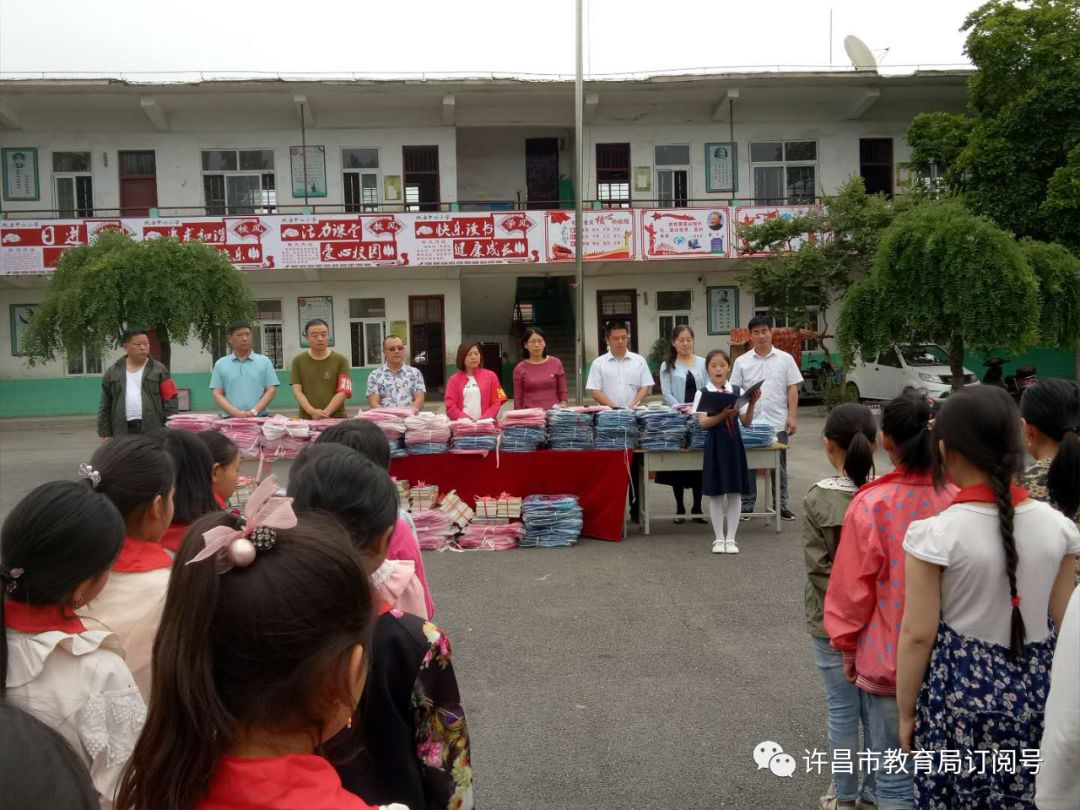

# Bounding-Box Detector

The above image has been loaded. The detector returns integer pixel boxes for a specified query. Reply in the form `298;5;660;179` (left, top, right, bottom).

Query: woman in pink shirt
513;328;568;410
445;343;507;421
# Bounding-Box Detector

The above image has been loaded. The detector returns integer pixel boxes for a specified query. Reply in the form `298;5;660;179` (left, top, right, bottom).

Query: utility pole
574;0;585;404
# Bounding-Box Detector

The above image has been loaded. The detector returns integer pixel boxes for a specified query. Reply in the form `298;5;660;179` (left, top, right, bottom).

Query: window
53;151;93;217
596;143;631;208
876;347;902;368
66;344;102;376
201;149;276;215
750;140;817;204
251;299;284;369
349;298;386;367
859;138;894;197
655;145;690;207
403;146;439;212
657;290;692;342
343;148;380;212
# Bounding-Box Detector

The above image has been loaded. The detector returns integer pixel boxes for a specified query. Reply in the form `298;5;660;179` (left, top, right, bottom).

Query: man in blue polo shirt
210;320;279;417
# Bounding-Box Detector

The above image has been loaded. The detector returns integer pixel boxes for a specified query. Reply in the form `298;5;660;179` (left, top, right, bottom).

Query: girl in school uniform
153;429;218;553
289;445;473;810
694;349;761;554
802;404;878;810
196;430;242;508
114;503;404;810
898;384;1079;808
2;480;145;808
76;436;175;701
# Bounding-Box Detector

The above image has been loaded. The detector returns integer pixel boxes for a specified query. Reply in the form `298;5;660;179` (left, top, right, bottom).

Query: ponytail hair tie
1011;594;1022;608
0;565;24;594
188;475;295;574
78;463;101;489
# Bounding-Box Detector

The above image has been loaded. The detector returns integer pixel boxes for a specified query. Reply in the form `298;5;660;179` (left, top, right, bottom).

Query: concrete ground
0;407;893;809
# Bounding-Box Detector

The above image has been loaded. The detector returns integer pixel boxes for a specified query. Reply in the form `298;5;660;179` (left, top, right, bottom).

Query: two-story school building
0;69;973;417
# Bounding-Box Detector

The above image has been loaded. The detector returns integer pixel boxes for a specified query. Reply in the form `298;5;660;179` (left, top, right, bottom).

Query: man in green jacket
97;327;179;440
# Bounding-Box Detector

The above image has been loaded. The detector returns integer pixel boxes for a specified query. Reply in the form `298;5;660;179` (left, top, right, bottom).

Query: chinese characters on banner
641;208;731;260
545;210;636;262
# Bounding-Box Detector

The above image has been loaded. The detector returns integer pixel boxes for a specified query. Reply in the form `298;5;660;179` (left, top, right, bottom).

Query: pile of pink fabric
403;412;452;454
500;408;547;428
216;417;264;459
411;508;457;551
167;413;220;432
356;408;410;457
450;417;499;454
259;417;310;461
457;522;522;551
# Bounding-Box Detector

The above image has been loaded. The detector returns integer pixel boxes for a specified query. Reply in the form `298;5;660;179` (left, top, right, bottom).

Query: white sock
708;496;727;542
724;494;742;543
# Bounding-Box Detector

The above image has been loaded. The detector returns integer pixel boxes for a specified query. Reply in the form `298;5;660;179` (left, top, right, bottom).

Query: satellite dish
844;35;878;72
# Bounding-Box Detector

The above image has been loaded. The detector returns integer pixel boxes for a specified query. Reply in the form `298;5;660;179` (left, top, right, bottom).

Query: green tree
1042;144;1080;254
23;231;256;369
837;200;1040;389
1021;238;1080;346
906;111;971;193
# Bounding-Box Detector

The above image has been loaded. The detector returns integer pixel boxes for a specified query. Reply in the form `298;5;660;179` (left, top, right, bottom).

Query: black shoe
781;508;797;521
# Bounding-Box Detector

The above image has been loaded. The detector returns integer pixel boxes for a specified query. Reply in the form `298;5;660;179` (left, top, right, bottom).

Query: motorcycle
982;358;1037;405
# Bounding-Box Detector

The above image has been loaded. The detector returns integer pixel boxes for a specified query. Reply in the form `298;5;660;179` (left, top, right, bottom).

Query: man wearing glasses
366;334;427;411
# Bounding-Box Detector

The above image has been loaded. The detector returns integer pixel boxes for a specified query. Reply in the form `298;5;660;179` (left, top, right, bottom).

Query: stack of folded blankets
546;407;595;450
520;494;583;548
450;418;498;453
594;408;639;450
259;417;310;460
636;406;688;451
740;420;778;448
411;508;457;551
356;408;412;458
305;417;346;444
215;417;264;459
167;413;219;432
676;404;707;449
404;412;452;455
457;521;522;551
499;408;548;452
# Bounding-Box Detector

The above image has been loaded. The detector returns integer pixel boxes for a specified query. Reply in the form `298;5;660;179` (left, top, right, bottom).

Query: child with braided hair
898;384;1079;808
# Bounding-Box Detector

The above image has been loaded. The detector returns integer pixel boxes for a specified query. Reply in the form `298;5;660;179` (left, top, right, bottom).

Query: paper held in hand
695;379;764;415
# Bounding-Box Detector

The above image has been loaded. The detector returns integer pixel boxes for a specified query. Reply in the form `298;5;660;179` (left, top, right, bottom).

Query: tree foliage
23;231;256;368
906;111;971;192
1020;238;1080;346
1041;144;1080;254
837;200;1040;387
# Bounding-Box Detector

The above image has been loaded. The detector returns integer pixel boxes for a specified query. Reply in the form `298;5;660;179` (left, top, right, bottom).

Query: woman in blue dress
658;325;708;523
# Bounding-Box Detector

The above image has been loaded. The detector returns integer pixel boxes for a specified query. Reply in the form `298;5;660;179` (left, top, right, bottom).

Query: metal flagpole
300;101;310;209
574;0;585;405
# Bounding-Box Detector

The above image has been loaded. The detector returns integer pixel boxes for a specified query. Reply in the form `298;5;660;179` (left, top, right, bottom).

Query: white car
846;344;976;402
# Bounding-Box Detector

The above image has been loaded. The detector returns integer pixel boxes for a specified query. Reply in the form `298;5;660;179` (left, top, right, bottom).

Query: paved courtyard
0;407;893;809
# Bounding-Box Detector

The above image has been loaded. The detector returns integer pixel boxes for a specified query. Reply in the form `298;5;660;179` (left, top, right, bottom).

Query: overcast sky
0;0;975;79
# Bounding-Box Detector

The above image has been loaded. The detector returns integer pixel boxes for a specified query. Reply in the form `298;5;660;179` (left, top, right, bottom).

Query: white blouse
5;628;146;809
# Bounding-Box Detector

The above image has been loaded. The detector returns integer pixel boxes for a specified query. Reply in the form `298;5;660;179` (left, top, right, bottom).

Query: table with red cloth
390;449;633;542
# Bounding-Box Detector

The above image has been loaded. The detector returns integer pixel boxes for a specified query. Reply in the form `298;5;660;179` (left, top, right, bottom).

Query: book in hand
695;390;738;416
734;379;764;409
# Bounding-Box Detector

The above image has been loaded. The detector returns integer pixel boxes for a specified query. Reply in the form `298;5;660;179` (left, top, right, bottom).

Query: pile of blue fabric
594;409;640;450
520;494;583;548
389;437;408;458
406;442;448;455
500;426;546;452
686;412;707;449
451;436;498;452
546;408;596;450
740;420;777;448
636;406;688;451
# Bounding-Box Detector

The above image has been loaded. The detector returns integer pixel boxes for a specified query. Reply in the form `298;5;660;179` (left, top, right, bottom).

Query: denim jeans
743;430;789;511
861;691;913;809
811;636;875;803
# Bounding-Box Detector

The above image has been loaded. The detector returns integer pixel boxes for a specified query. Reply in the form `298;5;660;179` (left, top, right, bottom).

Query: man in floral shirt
367;335;427;410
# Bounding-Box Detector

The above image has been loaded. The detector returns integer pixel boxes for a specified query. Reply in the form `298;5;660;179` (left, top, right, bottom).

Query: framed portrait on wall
704;143;737;194
9;303;37;355
298;296;335;348
2;147;40;201
707;286;739;335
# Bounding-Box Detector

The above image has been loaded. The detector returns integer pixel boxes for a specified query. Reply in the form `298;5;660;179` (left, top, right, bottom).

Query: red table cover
390;449;632;542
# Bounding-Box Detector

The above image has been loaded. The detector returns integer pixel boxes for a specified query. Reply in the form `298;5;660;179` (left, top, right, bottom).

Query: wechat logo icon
753;741;797;777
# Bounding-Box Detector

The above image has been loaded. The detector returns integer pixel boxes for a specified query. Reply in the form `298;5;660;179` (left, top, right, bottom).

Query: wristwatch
249;408;258;417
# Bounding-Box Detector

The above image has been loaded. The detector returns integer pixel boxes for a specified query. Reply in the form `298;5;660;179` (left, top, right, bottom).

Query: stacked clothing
546;407;595;450
499;408;548;452
356;408;410;458
740;420;778;448
167;413;219;432
404;412;452;455
676;404;707;449
458;522;522;551
594;408;639;450
520;494;583;548
215;417;264;459
450;418;498;453
636;406;688;451
411;508;457;551
259;417;310;461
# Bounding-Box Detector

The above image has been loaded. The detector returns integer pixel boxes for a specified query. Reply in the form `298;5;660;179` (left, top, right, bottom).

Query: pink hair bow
187;475;297;573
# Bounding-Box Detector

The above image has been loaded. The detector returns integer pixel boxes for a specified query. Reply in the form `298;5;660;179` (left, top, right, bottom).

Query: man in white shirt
729;316;803;520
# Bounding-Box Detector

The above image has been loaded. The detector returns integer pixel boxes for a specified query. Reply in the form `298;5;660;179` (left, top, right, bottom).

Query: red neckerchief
952;482;1029;506
4;601;86;633
159;522;189;553
856;465;936;494
214;492;228;509
375;595;395;617
114;535;173;573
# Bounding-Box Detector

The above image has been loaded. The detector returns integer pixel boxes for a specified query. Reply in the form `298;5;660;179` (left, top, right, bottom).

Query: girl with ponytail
824;388;956;808
897;384;1079;807
802;403;877;810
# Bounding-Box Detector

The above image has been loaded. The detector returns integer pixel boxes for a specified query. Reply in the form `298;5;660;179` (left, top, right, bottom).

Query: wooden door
403;146;440;212
119;151;158;216
596;289;639;355
409;295;446;389
525;138;559;209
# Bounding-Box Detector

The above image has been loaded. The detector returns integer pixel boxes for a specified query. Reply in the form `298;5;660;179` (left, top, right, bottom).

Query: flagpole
574;0;585;405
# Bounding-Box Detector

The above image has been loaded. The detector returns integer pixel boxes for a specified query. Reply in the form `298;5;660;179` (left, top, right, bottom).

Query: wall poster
290;146;327;198
704;143;737;193
298;295;335;347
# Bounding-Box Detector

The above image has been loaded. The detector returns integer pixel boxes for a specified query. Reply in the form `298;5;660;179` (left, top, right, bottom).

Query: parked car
846;344;976;402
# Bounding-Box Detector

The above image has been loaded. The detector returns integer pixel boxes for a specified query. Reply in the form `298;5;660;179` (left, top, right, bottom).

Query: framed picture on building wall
707;286;738;334
9;303;36;356
290;146;328;198
2;147;40;201
298;296;335;348
704;143;737;193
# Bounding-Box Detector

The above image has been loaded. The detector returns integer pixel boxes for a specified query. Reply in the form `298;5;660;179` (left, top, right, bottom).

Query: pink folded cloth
370;558;428;620
386;517;435;618
458;522;522;551
167;413;220;432
500;408;547;428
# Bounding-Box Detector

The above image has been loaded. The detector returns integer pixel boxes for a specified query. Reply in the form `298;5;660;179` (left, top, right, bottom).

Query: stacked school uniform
499;408;548;452
215;416;264;459
403;412;452;455
259;417;311;461
356;407;412;458
740;420;777;448
520;494;583;547
546;408;596;450
166;413;220;432
636;406;688;450
450;418;499;453
458;521;522;550
674;404;707;449
411;508;457;551
595;408;640;450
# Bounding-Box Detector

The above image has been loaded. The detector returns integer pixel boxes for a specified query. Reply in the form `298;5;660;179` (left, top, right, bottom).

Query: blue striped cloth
636;407;688;451
501;426;546;452
547;409;596;450
595;409;640;450
740;421;777;448
521;494;583;548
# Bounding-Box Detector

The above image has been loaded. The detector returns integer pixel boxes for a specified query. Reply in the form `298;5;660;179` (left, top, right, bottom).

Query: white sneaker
711;539;725;554
725;540;740;554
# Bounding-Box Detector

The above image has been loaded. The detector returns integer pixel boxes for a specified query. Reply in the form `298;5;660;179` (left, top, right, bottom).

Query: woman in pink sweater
445;342;507;421
513;328;568;410
824;389;955;809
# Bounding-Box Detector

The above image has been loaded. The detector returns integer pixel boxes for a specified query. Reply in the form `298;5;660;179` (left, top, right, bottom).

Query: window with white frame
53;151;94;217
349;298;386;368
655;145;690;207
201;149;277;216
342;148;380;212
657;290;692;342
66;344;102;376
251;299;285;369
750;141;817;204
753;291;822;351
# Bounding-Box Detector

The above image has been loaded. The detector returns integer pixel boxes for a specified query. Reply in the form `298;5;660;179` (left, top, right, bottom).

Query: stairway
512;276;581;403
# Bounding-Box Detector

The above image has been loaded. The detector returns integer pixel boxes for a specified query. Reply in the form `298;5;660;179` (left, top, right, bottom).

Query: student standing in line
152;429;218;554
197;430;242;508
898;384;1079;808
513;327;568;410
290;318;352;419
658;325;708;523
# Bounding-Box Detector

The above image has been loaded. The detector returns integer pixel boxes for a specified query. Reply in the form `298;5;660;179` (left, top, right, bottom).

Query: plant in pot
646;336;669;394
